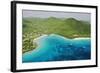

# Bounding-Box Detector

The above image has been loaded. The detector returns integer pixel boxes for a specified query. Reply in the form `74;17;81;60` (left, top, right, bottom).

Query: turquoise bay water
22;34;91;63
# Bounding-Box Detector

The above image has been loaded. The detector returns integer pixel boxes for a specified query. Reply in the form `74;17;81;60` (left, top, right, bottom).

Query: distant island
22;17;90;53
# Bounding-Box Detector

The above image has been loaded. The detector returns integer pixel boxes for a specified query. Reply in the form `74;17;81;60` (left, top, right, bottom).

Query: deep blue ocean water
22;34;91;63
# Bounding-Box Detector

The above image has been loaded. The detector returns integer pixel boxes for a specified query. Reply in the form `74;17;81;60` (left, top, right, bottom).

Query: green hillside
22;17;90;53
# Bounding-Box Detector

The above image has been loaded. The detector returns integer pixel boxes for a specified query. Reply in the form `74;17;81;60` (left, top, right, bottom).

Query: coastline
33;34;48;43
33;34;90;44
73;37;90;40
23;34;90;54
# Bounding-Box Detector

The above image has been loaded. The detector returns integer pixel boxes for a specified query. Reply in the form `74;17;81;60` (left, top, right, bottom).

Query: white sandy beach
73;37;90;40
33;34;90;44
33;34;48;44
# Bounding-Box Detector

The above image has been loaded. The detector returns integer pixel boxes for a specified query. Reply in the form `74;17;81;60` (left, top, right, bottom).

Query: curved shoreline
23;34;91;62
33;34;90;43
33;34;48;43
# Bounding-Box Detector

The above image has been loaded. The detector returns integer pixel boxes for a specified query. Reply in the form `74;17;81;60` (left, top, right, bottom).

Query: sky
23;10;91;22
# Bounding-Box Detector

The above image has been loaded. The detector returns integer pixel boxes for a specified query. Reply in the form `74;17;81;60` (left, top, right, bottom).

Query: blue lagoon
22;34;91;63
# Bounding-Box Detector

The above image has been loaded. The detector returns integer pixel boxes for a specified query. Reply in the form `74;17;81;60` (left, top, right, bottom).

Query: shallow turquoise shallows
22;34;91;63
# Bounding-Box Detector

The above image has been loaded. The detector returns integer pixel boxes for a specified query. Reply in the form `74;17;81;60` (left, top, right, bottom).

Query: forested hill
22;17;90;53
23;17;90;38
